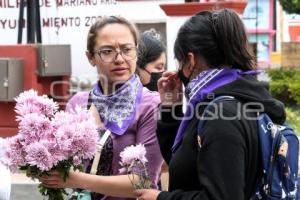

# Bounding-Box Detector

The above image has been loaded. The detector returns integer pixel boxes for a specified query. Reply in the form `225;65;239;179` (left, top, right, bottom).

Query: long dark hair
174;9;255;70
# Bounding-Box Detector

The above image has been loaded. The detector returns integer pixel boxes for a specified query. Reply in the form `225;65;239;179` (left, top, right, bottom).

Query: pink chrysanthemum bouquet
1;90;99;200
119;144;152;189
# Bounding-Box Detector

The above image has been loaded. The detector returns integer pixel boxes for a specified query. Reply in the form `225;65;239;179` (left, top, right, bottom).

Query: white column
166;16;188;71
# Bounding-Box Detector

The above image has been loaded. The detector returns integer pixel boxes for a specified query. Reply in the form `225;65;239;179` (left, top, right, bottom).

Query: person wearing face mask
134;9;287;200
136;29;166;91
40;16;163;200
136;29;169;191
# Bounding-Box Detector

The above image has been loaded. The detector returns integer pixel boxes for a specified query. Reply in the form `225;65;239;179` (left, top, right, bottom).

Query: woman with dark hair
136;29;166;91
135;9;286;200
40;16;163;200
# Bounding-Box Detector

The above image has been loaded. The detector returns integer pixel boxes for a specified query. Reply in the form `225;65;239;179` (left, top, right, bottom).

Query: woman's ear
187;52;196;71
86;51;96;66
187;53;208;73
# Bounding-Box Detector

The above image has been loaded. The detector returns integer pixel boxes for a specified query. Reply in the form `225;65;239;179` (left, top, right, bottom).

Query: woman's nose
114;51;125;63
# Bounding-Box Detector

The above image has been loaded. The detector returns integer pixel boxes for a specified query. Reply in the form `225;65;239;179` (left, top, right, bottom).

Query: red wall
0;45;69;137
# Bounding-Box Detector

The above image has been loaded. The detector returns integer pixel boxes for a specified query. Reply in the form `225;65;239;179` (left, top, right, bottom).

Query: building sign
0;0;168;80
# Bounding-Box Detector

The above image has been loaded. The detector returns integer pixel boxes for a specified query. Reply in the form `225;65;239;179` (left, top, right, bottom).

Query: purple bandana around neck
172;68;260;152
90;74;143;135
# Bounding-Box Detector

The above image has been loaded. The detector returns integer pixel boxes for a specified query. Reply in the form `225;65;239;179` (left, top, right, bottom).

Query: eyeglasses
94;46;137;63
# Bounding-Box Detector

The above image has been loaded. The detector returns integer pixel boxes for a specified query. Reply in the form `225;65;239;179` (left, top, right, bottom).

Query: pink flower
51;111;74;128
54;124;75;154
11;90;99;169
18;113;53;145
69;130;96;160
15;103;42;120
25;141;54;171
2;89;100;200
15;90;58;118
14;89;38;105
70;106;92;123
74;123;99;159
120;144;148;166
72;156;82;166
119;144;151;189
2;136;26;172
43;140;67;165
53;108;99;160
34;96;58;117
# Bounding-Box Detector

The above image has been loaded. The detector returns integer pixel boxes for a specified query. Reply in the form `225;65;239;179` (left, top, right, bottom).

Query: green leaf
279;0;300;14
73;164;84;172
286;107;300;136
38;184;66;200
267;68;300;106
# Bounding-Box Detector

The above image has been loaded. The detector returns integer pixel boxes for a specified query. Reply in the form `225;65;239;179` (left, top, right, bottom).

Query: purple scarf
90;74;143;135
172;68;259;152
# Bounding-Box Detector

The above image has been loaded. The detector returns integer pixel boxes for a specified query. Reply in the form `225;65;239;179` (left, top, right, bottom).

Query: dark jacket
157;75;286;200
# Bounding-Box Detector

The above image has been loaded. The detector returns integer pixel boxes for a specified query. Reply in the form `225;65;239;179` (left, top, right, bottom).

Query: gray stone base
10;184;71;200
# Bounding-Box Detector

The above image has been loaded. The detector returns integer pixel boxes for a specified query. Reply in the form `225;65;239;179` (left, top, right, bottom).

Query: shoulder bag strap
90;129;111;175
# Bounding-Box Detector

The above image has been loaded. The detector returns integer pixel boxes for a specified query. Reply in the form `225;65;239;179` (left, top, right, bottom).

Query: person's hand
39;170;78;189
135;189;161;200
157;71;182;106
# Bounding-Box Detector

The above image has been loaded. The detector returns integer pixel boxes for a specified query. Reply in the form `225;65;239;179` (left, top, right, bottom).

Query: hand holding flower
134;189;161;200
119;144;152;189
1;90;99;200
40;170;79;189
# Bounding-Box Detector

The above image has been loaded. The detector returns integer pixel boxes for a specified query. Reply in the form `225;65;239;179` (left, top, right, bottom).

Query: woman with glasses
41;16;163;200
136;29;166;92
134;9;286;200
